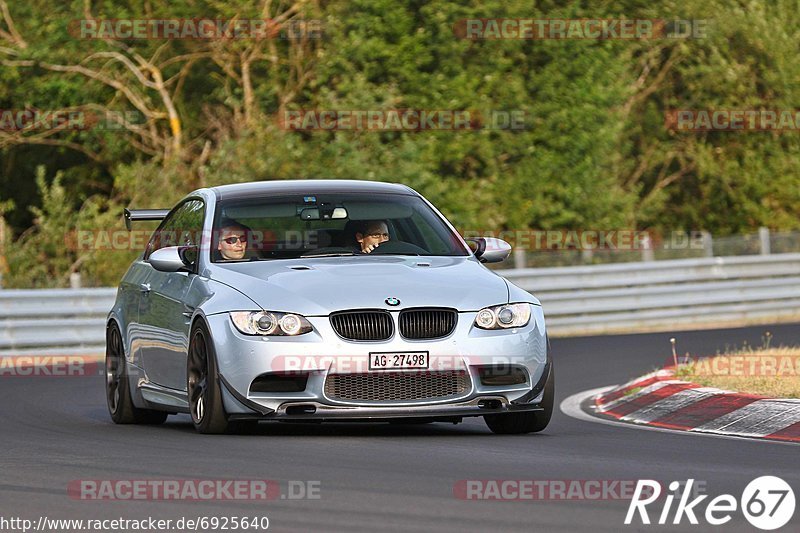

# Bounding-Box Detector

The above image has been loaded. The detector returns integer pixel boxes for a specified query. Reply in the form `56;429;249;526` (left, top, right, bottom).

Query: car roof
211;179;416;201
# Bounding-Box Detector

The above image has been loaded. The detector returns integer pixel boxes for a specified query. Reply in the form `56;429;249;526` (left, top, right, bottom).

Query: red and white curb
592;368;800;443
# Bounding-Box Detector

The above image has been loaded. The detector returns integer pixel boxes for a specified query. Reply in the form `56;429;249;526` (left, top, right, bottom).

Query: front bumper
206;306;549;420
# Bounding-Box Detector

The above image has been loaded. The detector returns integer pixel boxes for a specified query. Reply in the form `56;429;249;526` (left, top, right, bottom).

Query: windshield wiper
300;252;358;258
374;252;421;256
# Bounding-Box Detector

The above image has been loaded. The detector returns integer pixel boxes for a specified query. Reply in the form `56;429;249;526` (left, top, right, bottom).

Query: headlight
230;311;313;336
473;303;532;330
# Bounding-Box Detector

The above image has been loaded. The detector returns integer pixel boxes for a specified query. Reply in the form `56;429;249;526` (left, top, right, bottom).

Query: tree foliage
0;0;798;287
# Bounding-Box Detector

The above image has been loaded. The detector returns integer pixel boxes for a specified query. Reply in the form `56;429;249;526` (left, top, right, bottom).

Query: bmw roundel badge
385;297;400;306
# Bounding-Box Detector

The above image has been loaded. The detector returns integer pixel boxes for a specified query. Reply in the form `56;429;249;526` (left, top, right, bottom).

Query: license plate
369;351;429;370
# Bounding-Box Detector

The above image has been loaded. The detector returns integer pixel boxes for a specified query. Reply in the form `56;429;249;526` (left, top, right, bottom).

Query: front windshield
211;192;469;262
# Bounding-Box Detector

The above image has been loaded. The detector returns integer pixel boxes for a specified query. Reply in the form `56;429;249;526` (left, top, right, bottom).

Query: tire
105;323;168;425
484;365;554;435
187;321;235;434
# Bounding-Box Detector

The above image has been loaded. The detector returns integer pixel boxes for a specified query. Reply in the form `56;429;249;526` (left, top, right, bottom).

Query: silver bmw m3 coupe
106;180;553;434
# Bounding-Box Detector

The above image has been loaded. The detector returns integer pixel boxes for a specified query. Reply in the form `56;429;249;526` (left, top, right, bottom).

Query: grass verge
674;346;800;399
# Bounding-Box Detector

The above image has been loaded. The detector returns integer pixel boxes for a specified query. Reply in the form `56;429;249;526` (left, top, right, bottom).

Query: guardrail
0;288;115;355
503;253;800;335
1;254;799;354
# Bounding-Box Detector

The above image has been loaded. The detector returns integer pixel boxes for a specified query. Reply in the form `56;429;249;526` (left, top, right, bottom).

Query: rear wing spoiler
124;208;171;230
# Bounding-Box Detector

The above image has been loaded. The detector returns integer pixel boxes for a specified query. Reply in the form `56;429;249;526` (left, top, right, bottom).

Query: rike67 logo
626;477;795;530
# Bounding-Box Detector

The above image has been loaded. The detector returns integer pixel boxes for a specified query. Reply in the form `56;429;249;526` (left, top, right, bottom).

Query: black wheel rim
106;327;123;414
188;329;209;424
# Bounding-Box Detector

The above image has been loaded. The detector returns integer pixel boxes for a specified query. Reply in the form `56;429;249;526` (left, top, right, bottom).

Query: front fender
199;278;264;316
504;279;541;306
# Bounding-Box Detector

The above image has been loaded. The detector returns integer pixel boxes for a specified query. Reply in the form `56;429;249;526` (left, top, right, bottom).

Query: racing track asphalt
1;322;798;532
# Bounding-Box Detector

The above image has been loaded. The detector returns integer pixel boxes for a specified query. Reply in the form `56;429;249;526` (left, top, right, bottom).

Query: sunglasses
222;235;247;245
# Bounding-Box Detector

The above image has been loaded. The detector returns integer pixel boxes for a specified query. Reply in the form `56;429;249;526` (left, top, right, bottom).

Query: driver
215;219;251;261
355;220;390;254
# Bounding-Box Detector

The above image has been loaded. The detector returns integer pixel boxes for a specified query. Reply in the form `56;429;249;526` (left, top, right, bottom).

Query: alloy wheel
188;329;209;424
105;326;124;415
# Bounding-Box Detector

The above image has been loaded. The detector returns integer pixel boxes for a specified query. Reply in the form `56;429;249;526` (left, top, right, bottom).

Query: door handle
139;283;151;292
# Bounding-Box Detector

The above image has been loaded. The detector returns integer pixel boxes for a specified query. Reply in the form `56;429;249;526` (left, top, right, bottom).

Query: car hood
208;256;522;316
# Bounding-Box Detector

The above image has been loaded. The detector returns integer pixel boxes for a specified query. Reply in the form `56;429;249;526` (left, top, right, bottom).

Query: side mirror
148;246;197;273
466;237;512;263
